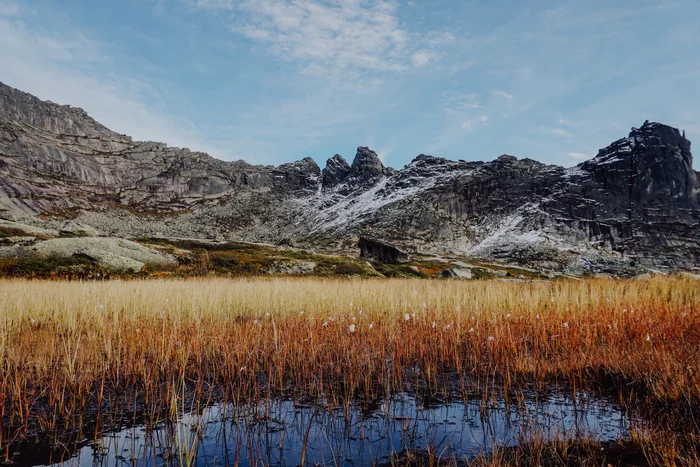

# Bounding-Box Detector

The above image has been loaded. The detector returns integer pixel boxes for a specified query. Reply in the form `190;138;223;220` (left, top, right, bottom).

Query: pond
13;390;630;466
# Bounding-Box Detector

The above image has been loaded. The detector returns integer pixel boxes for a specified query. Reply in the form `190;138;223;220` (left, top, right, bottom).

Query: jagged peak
629;121;690;152
279;157;320;173
410;154;447;164
346;146;392;186
325;154;350;168
322;154;352;188
496;154;518;163
351;146;384;170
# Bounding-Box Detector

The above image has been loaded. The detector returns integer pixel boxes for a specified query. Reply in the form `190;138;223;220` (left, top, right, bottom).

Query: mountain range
1;81;698;275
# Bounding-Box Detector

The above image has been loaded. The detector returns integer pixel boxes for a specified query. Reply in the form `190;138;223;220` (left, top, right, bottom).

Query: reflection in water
23;391;628;466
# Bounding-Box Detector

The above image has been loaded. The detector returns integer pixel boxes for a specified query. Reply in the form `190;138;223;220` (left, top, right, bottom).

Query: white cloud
546;127;569;137
461;115;488;132
442;92;483;111
411;50;433;68
221;0;411;74
190;0;235;8
375;144;395;163
189;0;452;79
0;0;18;17
492;90;515;100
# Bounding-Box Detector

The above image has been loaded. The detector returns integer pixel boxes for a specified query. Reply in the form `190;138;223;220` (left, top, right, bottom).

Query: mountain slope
1;82;698;272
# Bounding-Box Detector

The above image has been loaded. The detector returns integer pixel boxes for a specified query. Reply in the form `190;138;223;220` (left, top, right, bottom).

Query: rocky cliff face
1;81;698;272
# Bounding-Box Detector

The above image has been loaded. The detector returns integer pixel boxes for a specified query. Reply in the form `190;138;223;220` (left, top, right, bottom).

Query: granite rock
1;81;698;274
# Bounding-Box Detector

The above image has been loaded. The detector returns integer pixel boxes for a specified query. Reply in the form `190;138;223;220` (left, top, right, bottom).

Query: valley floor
0;277;698;465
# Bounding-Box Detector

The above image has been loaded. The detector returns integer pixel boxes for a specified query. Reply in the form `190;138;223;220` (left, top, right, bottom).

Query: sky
1;0;699;170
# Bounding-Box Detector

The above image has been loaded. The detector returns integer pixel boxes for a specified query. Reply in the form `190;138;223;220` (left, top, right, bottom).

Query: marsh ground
0;277;698;465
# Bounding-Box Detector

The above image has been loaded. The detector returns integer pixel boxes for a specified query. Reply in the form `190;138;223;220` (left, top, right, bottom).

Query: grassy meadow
0;276;699;465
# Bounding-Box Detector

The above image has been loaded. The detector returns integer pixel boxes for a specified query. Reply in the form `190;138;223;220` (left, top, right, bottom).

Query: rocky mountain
1;81;698;273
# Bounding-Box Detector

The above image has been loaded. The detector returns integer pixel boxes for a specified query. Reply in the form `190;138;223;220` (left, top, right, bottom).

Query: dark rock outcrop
442;268;473;279
322;154;351;188
358;237;409;262
346;147;392;188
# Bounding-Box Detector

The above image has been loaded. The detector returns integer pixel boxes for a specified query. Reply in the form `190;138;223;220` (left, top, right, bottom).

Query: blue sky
1;0;699;170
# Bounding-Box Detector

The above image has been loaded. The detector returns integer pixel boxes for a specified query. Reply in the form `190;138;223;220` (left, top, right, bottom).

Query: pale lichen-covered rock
74;248;145;273
0;219;58;237
59;221;99;237
268;261;316;275
441;268;473;279
31;237;176;267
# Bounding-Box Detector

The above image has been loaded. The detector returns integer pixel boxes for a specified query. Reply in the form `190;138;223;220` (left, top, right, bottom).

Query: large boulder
358;237;409;262
59;221;100;237
268;261;316;275
0;219;58;237
31;237;176;271
75;248;145;273
441;268;473;279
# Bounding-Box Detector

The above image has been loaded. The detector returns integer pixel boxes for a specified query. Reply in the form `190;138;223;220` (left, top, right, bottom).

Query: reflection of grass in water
42;394;691;466
0;277;698;464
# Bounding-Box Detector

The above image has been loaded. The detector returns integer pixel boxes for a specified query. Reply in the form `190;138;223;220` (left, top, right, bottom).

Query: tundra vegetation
0;277;698;466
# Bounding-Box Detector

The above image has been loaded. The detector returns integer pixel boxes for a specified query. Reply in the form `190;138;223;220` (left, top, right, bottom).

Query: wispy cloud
544;127;569;137
442;92;483;111
411;50;434;68
492;90;515;100
194;0;414;76
461;116;488;132
0;0;18;17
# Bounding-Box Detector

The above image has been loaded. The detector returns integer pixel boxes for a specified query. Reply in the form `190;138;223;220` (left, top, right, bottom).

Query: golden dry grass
0;276;698;463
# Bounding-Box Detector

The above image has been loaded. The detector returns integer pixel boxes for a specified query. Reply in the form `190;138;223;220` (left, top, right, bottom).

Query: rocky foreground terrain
1;81;698;276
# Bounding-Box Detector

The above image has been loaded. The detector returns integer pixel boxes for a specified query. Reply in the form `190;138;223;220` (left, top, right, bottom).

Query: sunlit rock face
1;81;698;272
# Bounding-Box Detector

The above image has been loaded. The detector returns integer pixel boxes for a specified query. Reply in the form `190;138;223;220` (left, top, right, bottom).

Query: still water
17;391;629;466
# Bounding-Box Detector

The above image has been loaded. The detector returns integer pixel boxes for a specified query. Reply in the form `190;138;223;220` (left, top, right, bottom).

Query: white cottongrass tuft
488;336;495;341
404;313;410;321
348;324;356;333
